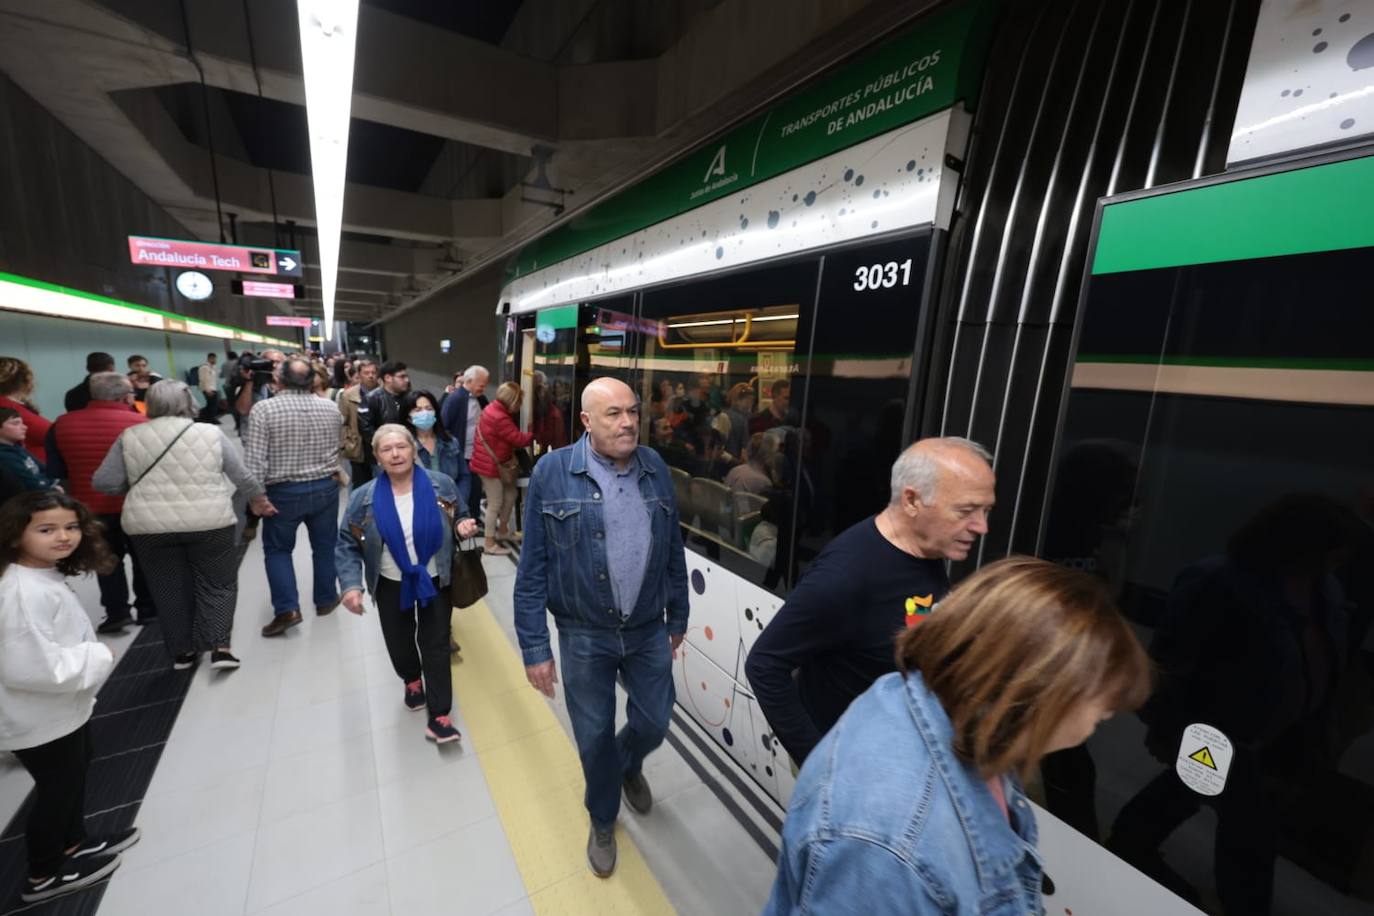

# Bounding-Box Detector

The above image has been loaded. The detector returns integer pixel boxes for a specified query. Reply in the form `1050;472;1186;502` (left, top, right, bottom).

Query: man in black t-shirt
745;437;996;765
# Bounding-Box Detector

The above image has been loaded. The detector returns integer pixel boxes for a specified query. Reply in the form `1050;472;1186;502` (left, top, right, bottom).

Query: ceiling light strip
296;0;360;342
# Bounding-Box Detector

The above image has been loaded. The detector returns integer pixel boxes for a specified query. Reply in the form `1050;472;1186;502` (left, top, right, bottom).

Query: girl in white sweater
0;491;139;903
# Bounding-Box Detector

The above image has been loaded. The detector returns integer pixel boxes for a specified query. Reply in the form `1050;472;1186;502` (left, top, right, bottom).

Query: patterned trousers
129;525;239;655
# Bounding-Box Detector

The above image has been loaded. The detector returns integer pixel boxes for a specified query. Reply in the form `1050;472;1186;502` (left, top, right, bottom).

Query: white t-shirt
377;491;439;581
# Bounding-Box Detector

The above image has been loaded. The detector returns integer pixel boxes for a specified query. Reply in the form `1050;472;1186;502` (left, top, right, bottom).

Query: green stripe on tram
1092;154;1374;275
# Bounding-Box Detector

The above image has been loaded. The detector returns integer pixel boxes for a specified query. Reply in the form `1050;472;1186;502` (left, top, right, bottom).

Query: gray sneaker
587;824;617;878
622;771;653;815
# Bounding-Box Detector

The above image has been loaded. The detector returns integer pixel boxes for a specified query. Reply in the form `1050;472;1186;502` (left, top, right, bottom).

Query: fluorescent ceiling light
297;0;359;342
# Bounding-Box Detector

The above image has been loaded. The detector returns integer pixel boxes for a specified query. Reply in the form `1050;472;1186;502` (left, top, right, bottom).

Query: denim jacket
335;470;470;596
514;434;690;666
416;433;471;505
764;671;1045;916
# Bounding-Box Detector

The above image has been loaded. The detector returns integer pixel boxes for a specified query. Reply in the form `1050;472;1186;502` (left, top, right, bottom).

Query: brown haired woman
0;357;51;465
469;381;532;555
763;556;1151;915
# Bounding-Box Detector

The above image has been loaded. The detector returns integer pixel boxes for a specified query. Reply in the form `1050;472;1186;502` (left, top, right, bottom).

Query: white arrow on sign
279;256;297;272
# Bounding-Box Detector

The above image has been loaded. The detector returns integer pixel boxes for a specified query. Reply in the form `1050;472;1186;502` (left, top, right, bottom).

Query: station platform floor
0;501;777;915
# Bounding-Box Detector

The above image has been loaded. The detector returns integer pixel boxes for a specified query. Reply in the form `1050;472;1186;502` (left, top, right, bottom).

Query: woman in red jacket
469;382;532;556
0;358;51;465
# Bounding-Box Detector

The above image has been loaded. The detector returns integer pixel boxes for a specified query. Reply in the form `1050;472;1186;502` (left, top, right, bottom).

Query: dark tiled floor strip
1;624;194;915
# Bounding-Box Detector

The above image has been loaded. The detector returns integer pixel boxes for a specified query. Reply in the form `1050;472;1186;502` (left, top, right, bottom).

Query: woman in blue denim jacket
399;390;471;506
336;424;477;745
764;557;1151;915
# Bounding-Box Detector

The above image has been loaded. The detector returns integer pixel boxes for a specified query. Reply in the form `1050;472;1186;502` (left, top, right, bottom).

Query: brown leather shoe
315;599;341;616
261;610;302;637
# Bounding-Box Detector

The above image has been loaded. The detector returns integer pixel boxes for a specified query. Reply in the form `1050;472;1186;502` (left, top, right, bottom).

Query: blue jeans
559;623;675;828
262;478;340;615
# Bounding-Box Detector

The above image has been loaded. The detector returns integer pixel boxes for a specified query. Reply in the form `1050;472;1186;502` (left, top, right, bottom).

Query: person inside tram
651;416;697;473
530;370;569;452
725;432;776;495
751;379;792;435
764;556;1151;915
1107;493;1367;916
720;382;755;464
649;378;674;420
746;437;996;765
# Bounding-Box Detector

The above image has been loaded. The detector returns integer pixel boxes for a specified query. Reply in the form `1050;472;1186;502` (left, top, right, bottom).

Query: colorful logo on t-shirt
904;593;934;627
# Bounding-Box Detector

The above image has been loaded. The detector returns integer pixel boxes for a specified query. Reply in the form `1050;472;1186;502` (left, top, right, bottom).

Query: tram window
578;296;643;404
639;260;821;593
529;308;579;452
1043;244;1374;915
793;236;931;579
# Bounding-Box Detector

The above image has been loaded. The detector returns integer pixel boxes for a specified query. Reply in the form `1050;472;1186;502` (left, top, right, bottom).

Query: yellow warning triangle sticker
1188;746;1217;770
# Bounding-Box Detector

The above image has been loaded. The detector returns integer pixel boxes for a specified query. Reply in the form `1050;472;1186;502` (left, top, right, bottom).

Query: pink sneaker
404;679;425;711
426;715;461;744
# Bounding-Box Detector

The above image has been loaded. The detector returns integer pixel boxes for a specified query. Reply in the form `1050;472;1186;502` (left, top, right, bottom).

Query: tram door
1039;156;1374;916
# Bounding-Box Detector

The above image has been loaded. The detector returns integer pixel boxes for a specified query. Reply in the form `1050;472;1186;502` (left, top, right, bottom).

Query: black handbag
450;536;488;609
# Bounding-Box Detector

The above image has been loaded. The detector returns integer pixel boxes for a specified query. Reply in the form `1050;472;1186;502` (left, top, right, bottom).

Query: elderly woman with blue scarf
337;423;478;744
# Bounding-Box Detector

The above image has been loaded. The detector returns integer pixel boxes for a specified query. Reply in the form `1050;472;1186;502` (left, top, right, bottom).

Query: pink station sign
265;315;313;328
127;236;302;277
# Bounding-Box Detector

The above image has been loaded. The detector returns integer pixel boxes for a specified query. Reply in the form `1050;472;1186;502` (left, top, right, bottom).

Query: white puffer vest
119;418;236;534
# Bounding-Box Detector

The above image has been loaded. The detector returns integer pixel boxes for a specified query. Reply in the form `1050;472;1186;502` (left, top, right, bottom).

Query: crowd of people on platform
0;346;1154;914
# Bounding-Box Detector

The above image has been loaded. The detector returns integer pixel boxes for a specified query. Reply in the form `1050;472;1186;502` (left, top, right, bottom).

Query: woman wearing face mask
399;390;471;510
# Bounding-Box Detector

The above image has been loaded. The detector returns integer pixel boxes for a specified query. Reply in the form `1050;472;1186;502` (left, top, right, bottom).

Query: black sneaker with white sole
210;649;241;670
71;827;141;858
172;652;198;670
21;852;121;903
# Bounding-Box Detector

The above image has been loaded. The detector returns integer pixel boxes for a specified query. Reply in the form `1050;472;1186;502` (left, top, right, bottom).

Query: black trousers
373;575;452;716
13;725;92;878
95;513;154;622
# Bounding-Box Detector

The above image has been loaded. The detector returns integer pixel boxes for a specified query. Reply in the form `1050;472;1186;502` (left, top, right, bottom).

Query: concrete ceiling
0;0;945;326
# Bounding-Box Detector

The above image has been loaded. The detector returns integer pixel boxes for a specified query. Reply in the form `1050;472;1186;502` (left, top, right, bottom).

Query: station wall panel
1;312;248;418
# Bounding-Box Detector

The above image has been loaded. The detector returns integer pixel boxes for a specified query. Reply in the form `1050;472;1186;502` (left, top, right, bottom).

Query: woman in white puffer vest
94;380;272;671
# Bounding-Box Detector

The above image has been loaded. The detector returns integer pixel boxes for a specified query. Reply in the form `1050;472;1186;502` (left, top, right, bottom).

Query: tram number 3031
853;259;915;291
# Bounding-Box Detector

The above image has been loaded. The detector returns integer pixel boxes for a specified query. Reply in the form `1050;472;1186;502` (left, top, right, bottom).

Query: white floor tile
376;752;496;857
385;815;526;916
260;732;377;827
144;712;275;798
124;764;267;871
245;788;386;912
370;721;472;788
274;653;368;713
490;897;536;916
98;830;256;916
248;861;390;916
268;687;373;761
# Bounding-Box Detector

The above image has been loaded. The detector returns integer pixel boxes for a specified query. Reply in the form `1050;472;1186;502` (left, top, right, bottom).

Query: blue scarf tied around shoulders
372;464;444;610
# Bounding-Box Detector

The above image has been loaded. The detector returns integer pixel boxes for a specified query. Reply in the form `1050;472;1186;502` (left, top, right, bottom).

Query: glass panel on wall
794;234;931;578
639;260;822;593
1042;243;1374;915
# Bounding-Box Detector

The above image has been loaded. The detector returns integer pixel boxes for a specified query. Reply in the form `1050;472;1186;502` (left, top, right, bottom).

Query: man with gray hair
745;436;996;764
440;364;489;523
47;371;153;632
244;357;345;637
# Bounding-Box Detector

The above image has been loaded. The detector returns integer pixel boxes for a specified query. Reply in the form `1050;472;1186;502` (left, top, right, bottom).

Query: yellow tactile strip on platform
451;600;676;915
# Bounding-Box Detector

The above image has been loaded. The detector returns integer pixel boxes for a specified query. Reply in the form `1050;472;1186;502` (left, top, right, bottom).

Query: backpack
184;366;199;386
